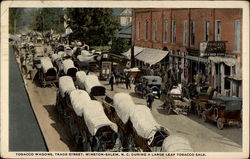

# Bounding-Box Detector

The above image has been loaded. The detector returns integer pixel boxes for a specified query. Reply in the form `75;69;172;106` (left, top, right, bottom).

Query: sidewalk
9;45;47;151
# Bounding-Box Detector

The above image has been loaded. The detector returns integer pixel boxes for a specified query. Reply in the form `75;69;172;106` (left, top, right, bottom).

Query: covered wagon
103;93;169;152
66;89;121;151
161;135;193;152
83;75;106;96
39;57;57;87
56;76;76;120
75;71;87;90
61;59;78;79
130;105;169;151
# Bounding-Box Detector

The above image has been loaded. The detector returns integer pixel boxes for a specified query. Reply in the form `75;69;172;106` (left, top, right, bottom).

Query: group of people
109;71;155;110
109;72;131;91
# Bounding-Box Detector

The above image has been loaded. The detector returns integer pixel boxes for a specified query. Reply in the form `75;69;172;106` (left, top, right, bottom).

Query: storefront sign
205;41;226;53
200;41;226;56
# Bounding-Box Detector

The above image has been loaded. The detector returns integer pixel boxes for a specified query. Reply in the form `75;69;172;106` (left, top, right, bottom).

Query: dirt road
21;44;242;152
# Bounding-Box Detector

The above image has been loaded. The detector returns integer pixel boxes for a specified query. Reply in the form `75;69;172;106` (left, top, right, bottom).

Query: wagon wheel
42;77;46;88
134;86;137;93
217;118;224;130
196;105;201;117
201;111;207;122
82;140;91;151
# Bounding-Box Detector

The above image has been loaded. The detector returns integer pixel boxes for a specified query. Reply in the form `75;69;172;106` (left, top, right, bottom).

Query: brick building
131;8;242;97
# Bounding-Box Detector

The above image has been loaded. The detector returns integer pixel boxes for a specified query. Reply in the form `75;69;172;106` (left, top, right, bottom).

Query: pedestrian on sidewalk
146;92;154;110
20;51;27;75
109;74;115;91
125;74;131;89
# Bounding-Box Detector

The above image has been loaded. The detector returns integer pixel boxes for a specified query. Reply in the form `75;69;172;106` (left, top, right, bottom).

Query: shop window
126;17;130;25
234;20;241;52
232;66;236;75
171;20;176;44
153;21;157;41
163;20;168;43
215;20;221;41
224;65;231;90
145;21;149;40
190;21;195;45
136;21;140;40
204;21;209;41
183;20;188;45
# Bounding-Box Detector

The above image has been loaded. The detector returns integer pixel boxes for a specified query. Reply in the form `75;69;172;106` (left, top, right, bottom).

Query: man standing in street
146;92;154;110
125;74;131;89
109;74;115;91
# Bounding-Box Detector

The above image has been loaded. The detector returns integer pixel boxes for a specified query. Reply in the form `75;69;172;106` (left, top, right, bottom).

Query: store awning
9;34;21;42
225;74;242;81
135;48;169;66
208;56;237;66
186;55;208;63
122;46;144;59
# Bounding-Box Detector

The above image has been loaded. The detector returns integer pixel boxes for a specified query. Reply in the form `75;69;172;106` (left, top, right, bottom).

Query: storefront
185;55;209;84
209;56;241;97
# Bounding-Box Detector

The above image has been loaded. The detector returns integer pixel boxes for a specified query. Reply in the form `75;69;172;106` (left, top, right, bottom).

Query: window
190;20;195;45
183;20;188;45
145;21;149;40
163;20;168;43
126;17;130;25
215;20;221;41
204;21;209;41
224;65;231;90
232;66;236;75
136;21;140;40
234;20;241;52
153;21;157;41
171;20;176;44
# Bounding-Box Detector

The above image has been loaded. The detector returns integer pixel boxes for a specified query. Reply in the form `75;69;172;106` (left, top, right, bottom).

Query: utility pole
130;9;135;68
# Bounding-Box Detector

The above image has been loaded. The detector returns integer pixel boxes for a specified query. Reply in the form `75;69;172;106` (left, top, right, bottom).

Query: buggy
163;85;191;115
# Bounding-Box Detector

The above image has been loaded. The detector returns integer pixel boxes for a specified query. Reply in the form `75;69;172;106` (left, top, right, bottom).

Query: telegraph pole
130;9;135;68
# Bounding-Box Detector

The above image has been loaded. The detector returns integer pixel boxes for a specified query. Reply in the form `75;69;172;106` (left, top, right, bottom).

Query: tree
31;8;64;35
65;8;120;46
9;8;33;34
110;38;130;54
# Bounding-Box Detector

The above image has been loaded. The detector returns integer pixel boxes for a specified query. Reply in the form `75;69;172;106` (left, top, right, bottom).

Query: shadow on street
43;104;82;151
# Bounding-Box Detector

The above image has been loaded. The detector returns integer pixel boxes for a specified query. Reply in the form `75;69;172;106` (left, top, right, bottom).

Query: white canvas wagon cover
76;71;87;89
62;59;77;75
58;76;76;98
83;100;118;136
58;51;66;58
161;135;193;152
84;75;103;94
40;57;55;74
113;93;136;124
51;54;60;62
69;89;91;117
130;105;162;145
77;55;95;62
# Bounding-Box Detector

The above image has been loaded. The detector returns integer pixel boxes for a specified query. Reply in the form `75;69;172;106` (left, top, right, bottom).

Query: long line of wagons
55;70;193;152
33;44;99;87
33;44;193;152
